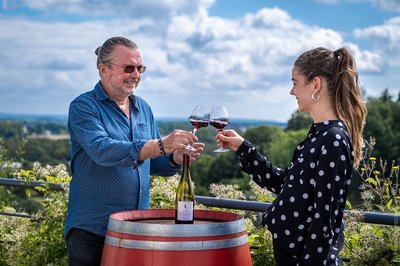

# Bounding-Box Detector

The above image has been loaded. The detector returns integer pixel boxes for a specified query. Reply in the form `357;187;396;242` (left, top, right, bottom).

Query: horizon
1;0;399;121
0;112;288;125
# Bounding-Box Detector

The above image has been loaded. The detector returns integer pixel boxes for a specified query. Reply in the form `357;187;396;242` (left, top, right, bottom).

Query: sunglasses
107;62;146;74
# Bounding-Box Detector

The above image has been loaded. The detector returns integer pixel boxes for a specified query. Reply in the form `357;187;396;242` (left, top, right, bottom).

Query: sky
0;0;399;123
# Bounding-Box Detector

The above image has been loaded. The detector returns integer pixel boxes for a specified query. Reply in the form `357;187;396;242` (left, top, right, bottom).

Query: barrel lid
107;209;246;237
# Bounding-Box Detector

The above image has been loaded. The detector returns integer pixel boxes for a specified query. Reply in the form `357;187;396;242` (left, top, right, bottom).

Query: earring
311;92;320;101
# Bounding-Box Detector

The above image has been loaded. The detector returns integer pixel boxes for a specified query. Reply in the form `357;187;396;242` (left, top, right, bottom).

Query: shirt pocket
134;122;152;140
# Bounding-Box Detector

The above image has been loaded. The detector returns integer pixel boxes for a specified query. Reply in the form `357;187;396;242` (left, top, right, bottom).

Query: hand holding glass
210;106;230;152
186;105;210;151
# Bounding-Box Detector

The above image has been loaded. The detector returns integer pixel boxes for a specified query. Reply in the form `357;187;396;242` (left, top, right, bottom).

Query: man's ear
99;63;107;76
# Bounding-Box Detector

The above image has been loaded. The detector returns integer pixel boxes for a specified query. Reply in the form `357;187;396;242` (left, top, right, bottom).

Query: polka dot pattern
236;120;353;264
65;82;179;237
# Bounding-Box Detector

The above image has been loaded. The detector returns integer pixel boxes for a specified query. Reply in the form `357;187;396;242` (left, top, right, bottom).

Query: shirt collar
94;81;137;109
94;81;109;101
310;120;346;134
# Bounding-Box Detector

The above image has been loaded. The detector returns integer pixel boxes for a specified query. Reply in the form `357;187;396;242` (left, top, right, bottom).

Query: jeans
66;228;105;266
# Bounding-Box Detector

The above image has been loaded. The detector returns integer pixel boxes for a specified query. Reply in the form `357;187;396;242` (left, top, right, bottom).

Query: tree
207;153;243;186
190;154;214;195
379;88;392;102
243;126;284;155
286;111;312;131
0;121;24;139
23;139;71;167
364;95;400;163
268;129;308;167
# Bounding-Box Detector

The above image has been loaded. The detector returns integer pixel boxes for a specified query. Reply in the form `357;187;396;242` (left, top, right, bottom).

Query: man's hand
162;130;198;154
172;142;205;165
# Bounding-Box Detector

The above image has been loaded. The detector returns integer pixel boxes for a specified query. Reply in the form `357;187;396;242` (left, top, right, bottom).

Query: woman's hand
216;129;244;152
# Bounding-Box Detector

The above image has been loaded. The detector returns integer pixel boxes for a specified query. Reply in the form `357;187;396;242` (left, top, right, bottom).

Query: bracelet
169;153;180;167
158;138;166;156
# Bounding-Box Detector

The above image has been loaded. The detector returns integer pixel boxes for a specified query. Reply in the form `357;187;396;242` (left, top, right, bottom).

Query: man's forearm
138;139;163;161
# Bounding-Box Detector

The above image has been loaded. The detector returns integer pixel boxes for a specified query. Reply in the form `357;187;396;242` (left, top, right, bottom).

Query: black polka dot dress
236;120;353;265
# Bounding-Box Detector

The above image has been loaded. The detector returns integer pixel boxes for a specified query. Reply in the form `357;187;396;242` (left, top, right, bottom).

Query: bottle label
177;201;194;221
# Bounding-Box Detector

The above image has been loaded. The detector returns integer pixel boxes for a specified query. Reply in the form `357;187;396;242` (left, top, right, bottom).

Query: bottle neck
181;153;191;182
182;153;190;169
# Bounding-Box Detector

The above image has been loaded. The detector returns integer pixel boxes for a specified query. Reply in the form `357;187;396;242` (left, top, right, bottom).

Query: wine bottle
175;153;195;224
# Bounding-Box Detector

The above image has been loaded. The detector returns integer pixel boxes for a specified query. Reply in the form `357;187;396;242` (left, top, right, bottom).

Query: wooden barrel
101;209;252;266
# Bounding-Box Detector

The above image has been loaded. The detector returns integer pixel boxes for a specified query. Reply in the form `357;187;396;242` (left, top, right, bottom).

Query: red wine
189;119;209;129
210;120;229;130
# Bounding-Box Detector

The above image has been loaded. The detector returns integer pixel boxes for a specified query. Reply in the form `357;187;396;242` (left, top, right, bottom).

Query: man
64;36;204;265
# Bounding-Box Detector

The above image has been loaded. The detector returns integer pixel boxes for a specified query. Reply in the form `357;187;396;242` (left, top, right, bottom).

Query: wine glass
210;106;230;152
186;105;210;151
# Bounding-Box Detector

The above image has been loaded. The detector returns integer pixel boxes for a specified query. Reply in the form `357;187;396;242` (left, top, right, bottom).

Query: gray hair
95;36;138;68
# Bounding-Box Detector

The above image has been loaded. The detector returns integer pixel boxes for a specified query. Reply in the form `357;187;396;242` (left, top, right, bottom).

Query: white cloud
373;0;400;12
354;17;400;55
0;1;398;121
313;0;400;12
13;0;215;20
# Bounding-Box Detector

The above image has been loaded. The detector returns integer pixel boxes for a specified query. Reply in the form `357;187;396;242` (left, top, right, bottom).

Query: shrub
0;163;70;266
343;137;400;265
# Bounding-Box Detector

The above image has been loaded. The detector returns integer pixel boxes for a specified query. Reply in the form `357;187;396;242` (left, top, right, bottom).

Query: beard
122;77;140;96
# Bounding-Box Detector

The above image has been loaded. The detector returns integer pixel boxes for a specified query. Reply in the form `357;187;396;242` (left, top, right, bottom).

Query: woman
218;47;367;265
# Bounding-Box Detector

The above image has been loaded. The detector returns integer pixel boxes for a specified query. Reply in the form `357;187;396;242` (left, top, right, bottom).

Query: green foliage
0;138;34;213
0;120;70;168
190;154;215;195
343;137;400;265
268;129;308;167
0;121;25;139
207;152;242;184
344;212;399;265
380;88;394;102
0;207;32;266
355;137;400;213
243;125;283;155
0;120;68;138
247;228;275;266
286;111;312;131
149;176;179;209
364;94;400;163
23;139;71;167
0;163;70;266
0;137;26;176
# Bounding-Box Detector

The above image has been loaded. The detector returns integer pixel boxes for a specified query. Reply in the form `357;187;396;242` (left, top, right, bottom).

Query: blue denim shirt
64;81;179;237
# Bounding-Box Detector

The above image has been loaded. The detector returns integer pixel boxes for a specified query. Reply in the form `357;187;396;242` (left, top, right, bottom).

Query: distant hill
0;113;68;123
229;118;286;128
0;113;287;129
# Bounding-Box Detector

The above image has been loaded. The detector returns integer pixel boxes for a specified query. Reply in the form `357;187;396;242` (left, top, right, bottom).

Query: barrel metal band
105;234;248;251
107;218;246;237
